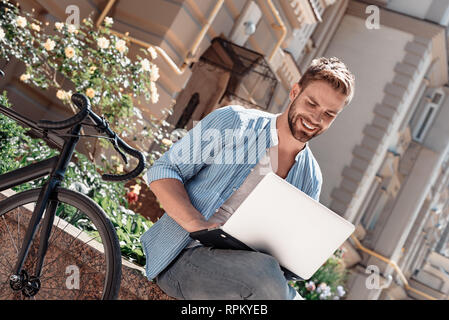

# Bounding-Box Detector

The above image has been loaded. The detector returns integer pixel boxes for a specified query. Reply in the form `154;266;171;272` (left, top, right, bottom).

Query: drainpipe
266;0;287;63
350;234;444;300
95;0;224;75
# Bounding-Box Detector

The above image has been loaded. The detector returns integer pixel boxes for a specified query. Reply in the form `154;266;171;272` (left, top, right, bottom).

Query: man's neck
276;113;306;157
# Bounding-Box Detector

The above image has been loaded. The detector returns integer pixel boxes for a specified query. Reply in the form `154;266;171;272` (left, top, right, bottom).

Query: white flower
43;38;55;51
16;16;27;28
130;184;142;195
115;39;127;54
55;22;64;31
89;66;97;74
30;23;40;32
69;181;90;194
56;89;72;100
161;138;173;147
150;64;159;82
149;81;157;94
120;57;130;67
151;92;159;104
147;46;157;59
97;37;110;49
0;28;5;41
316;283;328;293
64;46;75;59
336;285;346;297
85;88;96;98
20;73;31;82
67;24;77;33
149;81;159;103
104;16;114;26
56;89;67;100
305;281;316;291
140;58;151;72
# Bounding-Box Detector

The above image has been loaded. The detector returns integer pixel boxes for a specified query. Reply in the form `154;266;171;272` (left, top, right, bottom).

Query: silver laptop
190;171;355;280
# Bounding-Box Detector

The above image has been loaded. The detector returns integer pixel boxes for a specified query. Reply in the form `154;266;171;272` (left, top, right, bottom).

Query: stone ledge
119;261;174;300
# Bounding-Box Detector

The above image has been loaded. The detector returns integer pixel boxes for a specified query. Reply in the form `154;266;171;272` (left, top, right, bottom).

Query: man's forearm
149;178;219;232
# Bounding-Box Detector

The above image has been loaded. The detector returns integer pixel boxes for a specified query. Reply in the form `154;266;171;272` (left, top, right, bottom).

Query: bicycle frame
0;103;82;279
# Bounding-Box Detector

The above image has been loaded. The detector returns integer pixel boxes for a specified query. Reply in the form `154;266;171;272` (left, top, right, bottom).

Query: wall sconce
243;21;256;35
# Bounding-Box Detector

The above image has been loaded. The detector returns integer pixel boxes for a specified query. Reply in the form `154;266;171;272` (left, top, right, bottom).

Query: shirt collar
269;114;308;162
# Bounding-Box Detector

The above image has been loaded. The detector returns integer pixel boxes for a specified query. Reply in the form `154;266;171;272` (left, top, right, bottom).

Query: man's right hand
149;178;222;233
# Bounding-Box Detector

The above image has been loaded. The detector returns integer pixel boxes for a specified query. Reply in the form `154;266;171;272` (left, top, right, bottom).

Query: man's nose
310;112;323;126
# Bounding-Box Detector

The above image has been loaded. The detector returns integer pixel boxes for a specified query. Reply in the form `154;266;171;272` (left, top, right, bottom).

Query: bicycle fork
9;183;60;297
9;124;81;297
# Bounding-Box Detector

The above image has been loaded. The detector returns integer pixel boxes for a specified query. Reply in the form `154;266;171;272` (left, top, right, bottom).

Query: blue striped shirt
140;105;323;280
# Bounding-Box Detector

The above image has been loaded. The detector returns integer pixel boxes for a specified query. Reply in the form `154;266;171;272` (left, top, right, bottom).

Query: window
412;89;445;143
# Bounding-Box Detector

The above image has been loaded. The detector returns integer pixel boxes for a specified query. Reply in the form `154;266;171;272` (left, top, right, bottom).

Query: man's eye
326;113;335;118
308;101;316;107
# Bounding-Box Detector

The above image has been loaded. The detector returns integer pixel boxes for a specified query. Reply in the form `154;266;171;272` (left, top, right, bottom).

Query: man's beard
287;104;321;143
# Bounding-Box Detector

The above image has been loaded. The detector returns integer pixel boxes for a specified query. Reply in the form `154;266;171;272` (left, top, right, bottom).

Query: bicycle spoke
0;253;14;274
40;228;84;274
0;261;12;277
0;288;15;300
2;215;19;255
17;210;20;256
47;208;82;250
47;205;63;248
28;219;45;275
35;288;64;300
39;270;104;282
41;221;105;275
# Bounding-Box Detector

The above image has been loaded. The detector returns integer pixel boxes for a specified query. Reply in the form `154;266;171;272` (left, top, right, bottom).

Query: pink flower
126;191;138;205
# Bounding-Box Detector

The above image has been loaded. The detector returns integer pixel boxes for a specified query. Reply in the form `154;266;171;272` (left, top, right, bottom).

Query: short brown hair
298;57;355;106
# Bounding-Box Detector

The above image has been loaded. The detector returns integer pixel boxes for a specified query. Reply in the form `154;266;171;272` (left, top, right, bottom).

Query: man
141;57;355;300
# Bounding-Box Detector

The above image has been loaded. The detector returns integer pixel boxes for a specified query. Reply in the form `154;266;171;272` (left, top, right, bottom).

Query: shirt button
215;209;219;213
232;187;237;191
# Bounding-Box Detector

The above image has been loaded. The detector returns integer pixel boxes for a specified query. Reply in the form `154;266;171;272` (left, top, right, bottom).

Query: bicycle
0;75;145;299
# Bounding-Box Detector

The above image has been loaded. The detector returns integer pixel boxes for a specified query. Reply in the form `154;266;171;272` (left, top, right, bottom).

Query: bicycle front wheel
0;187;121;300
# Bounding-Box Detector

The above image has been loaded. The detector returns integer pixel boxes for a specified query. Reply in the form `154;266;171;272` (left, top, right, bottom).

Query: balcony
279;0;322;30
270;48;302;90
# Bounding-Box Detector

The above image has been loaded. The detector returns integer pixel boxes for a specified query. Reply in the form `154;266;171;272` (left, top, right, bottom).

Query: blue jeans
155;246;301;300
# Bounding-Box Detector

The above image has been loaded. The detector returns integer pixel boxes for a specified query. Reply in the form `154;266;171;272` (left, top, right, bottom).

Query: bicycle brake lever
112;133;128;165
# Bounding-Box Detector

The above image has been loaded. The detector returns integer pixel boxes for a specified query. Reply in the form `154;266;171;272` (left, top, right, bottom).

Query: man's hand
149;178;223;233
183;217;222;233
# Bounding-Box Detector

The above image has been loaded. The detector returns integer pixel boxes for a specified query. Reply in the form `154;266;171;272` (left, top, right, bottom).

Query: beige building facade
310;0;449;300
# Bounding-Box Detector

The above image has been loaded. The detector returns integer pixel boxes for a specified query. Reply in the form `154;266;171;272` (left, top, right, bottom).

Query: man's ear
290;83;301;102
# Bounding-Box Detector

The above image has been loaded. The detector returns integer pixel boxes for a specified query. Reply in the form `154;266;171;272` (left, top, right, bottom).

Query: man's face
287;80;347;143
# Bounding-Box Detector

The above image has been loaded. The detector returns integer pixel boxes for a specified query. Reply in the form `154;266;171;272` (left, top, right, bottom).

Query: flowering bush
0;0;175;161
290;248;349;300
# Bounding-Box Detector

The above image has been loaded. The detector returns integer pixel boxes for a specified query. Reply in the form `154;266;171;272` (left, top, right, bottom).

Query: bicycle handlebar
86;110;146;182
37;93;145;182
37;94;91;130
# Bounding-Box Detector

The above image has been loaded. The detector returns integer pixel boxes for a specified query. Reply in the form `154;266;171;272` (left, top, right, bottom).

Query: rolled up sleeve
145;106;235;187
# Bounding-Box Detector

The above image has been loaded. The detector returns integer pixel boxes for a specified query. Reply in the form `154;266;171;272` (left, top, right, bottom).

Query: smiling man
141;57;355;300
